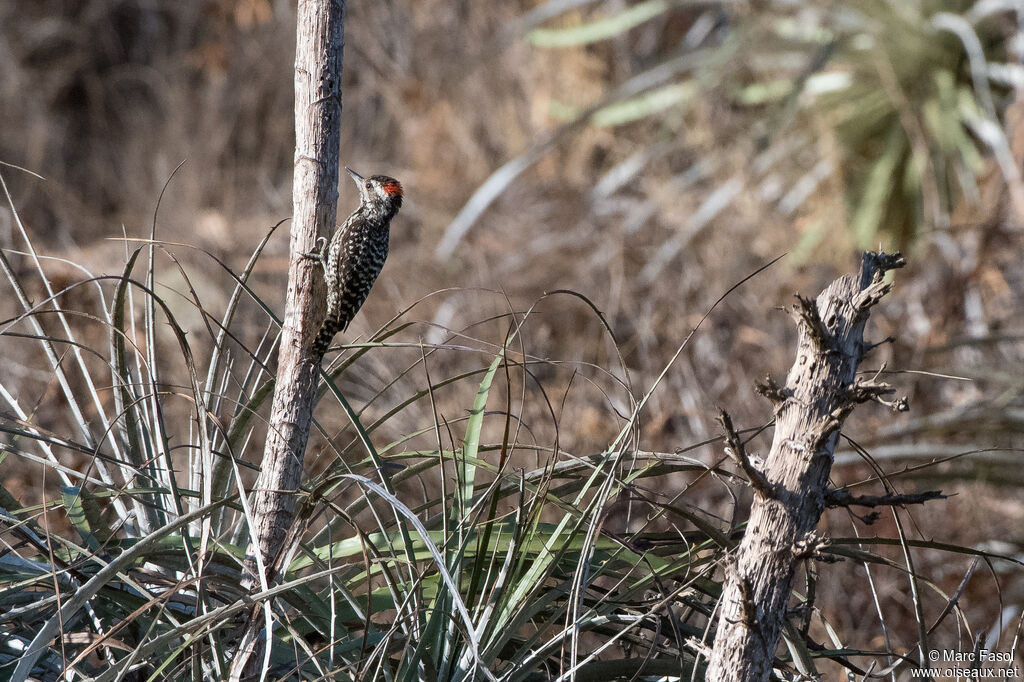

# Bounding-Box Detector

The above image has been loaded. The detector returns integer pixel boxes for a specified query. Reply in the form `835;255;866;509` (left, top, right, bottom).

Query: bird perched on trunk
308;167;403;357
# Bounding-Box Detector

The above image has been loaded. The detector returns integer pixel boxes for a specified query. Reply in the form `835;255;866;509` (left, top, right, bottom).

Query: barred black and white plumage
311;168;403;357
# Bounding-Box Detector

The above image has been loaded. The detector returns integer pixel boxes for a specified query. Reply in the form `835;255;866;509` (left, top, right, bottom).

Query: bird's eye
365;181;372;190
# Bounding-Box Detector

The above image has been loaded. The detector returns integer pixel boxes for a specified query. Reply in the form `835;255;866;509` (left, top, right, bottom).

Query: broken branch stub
705;251;908;682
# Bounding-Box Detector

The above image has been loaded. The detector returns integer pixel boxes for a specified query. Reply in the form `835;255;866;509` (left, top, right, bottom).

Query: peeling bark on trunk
230;2;345;679
705;251;907;682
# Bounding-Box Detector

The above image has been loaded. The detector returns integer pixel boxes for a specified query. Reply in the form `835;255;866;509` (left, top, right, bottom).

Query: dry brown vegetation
2;0;1023;678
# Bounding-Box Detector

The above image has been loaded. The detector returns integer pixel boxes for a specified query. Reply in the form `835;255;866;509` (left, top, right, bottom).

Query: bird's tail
311;320;341;357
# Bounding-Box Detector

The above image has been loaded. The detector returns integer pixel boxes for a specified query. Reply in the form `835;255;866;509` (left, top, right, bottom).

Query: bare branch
790;293;830;349
718;409;774;498
825;489;948;508
848;364;910;412
864;335;896;354
754;374;788;408
792;531;839;563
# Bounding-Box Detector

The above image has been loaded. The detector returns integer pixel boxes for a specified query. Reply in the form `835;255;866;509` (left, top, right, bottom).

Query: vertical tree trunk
231;1;345;679
705;251;906;681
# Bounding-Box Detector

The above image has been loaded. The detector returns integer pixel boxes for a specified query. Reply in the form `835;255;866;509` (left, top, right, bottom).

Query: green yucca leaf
590;81;698;127
62;486;114;551
527;0;674;48
459;351;502;512
851;127;905;248
110;249;147;472
110;248;166;534
551;82;698;127
294;524;646;572
736;79;793;106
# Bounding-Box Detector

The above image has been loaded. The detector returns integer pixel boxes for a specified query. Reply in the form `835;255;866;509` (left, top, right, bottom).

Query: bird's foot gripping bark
300;236;329;271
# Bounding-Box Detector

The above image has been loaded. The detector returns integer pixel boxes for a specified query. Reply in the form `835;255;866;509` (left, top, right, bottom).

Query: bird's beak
346;167;364;185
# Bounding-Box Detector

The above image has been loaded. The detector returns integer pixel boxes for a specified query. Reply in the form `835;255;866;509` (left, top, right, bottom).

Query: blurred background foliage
1;0;1023;675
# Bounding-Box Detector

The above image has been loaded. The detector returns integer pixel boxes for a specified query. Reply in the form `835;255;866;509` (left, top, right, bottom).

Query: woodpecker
309;167;403;357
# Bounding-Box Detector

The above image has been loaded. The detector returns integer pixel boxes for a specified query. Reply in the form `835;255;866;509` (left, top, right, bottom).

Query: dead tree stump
706;251;908;681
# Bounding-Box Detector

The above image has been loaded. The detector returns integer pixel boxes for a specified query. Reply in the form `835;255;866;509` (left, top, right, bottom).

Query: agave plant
478;0;1017;262
764;0;1013;250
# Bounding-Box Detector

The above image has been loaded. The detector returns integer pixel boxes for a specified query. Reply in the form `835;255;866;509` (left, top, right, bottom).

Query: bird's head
347;167;403;219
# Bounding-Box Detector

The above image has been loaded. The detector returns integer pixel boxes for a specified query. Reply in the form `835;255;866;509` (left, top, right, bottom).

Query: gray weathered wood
230;1;345;679
705;251;906;681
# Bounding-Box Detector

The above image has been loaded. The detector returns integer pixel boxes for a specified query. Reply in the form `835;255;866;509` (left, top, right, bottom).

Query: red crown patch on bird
382;179;403;197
